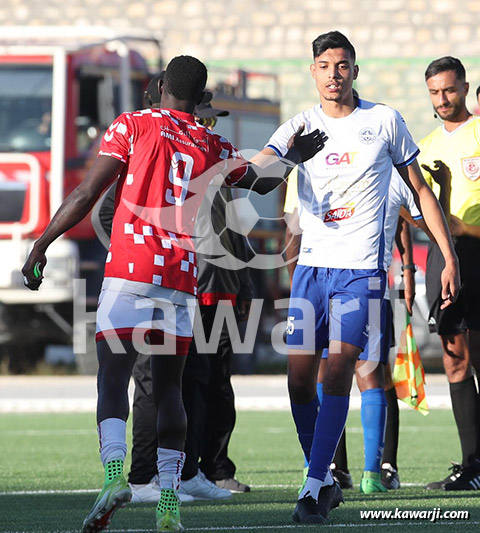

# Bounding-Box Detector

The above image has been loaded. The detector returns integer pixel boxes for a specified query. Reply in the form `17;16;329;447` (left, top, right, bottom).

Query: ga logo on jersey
325;152;358;165
462;157;480;181
323;205;355;223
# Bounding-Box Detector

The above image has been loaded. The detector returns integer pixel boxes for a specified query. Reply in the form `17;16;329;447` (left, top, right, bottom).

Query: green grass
0;409;478;532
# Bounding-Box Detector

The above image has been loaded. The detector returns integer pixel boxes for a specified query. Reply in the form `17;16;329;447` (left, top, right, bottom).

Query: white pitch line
184;524;479;531
0;489;98;496
0;396;454;413
0;426;449;437
3;429;94;436
2;523;478;533
263;482;425;488
0;482;428;496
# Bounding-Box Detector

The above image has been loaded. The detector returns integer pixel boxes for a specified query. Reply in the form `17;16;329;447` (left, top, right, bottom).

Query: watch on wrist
401;263;417;273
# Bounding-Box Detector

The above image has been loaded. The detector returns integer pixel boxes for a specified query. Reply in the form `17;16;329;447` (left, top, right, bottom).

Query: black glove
286;123;328;164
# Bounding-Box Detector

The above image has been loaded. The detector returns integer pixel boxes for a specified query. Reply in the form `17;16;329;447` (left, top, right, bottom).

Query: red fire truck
0;27;161;370
0;29;283;372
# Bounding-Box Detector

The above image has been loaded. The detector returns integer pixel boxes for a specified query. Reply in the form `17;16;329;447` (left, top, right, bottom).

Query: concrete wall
5;0;480;141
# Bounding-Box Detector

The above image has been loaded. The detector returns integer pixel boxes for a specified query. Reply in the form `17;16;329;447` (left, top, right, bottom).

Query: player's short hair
425;56;466;82
312;31;356;62
163;55;207;102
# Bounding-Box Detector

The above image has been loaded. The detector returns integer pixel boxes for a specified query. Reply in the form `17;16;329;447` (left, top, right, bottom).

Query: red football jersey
98;108;247;296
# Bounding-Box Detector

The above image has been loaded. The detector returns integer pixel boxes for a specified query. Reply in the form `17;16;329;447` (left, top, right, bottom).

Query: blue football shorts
320;297;393;362
286;266;386;353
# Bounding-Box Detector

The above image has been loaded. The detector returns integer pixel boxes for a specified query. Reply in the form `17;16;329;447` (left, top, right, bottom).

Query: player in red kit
22;55;327;533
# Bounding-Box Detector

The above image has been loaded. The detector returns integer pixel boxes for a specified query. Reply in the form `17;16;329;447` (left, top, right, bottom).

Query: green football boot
298;466;309;496
360;470;388;494
82;459;132;532
156;488;184;532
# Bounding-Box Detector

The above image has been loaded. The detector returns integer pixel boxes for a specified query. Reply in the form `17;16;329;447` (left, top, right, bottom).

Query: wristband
33;261;42;278
401;263;417;272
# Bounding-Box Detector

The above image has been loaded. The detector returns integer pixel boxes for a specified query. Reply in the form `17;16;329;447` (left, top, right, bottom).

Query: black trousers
199;305;237;481
128;304;237;484
128;350;157;484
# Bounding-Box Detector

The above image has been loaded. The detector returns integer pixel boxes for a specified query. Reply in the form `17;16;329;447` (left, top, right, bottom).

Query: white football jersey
384;168;421;269
267;100;419;270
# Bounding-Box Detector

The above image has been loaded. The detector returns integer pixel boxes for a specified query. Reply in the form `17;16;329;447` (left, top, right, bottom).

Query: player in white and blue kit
287;168;422;492
354;169;422;491
254;31;460;524
321;168;422;494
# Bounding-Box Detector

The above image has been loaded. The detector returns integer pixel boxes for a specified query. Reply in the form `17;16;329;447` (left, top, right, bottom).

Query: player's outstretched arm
397;160;459;309
395;215;415;315
22;156;123;290
235;124;328;195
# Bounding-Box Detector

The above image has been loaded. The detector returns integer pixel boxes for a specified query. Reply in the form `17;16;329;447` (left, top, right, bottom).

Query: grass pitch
0;408;479;532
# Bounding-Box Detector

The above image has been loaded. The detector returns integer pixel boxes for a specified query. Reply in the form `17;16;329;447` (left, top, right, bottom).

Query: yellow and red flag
393;310;429;415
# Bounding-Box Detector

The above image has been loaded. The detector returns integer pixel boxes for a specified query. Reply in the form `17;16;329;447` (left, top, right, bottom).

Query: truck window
76;75;147;154
76;75;106;154
0;65;53;153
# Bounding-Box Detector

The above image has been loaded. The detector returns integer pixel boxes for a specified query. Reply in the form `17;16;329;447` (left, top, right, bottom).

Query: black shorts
426;236;480;335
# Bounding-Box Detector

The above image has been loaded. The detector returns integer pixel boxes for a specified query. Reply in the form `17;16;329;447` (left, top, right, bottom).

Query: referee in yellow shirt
418;56;480;491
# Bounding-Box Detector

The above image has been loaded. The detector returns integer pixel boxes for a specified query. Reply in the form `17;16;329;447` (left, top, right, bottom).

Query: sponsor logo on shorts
359;127;377;144
462;157;480;181
302;247;312;253
323;206;355;223
286;316;295;335
363;323;370;337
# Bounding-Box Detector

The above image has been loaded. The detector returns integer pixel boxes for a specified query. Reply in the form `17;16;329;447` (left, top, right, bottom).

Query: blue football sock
291;396;320;464
361;387;387;473
302;383;324;468
309;393;349;481
316;382;324;405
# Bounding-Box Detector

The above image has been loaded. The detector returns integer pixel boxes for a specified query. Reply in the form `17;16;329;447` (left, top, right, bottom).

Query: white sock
157;447;185;491
299;476;323;501
323;469;334;486
98;418;127;465
298;468;334;501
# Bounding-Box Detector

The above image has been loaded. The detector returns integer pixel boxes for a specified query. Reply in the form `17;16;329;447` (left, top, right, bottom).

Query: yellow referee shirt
418;116;480;226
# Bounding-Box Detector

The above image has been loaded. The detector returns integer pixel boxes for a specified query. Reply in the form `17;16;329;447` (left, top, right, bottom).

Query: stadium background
4;0;480;142
2;0;480;372
0;8;478;530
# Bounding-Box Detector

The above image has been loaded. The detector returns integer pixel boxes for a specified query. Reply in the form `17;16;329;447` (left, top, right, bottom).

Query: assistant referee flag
393;310;429;416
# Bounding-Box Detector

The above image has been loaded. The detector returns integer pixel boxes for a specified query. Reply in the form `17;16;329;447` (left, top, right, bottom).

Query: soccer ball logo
200;176;301;271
